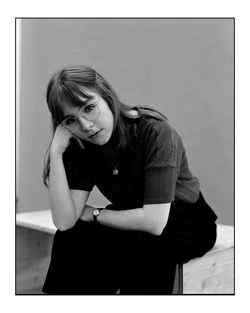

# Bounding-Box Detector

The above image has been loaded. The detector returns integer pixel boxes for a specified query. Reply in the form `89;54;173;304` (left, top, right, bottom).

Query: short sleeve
143;166;178;204
62;140;95;191
142;119;184;204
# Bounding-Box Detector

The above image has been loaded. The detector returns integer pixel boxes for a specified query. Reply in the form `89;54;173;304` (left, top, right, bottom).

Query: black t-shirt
62;116;200;209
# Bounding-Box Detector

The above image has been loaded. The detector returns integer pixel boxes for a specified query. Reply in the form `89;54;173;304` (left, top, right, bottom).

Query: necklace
112;167;119;176
99;146;120;176
109;157;119;175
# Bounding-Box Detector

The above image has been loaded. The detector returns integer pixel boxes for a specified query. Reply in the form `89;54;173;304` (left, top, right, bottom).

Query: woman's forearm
48;152;76;230
94;203;170;236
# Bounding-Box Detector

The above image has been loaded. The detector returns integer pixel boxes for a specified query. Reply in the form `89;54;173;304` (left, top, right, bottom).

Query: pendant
112;169;119;175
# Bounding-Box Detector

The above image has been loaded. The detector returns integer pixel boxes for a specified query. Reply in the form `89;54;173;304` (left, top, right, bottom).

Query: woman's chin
92;136;110;145
75;129;112;146
88;133;111;146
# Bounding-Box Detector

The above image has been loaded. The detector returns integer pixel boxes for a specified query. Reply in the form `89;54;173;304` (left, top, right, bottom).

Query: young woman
42;65;217;295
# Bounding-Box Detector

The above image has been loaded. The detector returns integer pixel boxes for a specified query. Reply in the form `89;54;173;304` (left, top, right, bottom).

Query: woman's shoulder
137;115;173;139
135;115;185;155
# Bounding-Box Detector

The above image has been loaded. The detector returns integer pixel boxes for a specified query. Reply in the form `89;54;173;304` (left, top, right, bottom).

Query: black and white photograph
15;18;234;296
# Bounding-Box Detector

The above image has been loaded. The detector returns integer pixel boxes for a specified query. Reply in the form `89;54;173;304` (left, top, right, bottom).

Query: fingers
61;125;72;136
59;125;85;150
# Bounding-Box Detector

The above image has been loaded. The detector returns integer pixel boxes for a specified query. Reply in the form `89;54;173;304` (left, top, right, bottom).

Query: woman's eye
84;104;95;114
65;117;77;125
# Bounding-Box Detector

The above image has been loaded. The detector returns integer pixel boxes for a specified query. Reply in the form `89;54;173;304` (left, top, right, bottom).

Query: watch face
93;209;100;216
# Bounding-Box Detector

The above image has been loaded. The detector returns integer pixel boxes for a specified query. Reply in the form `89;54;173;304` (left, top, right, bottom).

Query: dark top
63;116;200;210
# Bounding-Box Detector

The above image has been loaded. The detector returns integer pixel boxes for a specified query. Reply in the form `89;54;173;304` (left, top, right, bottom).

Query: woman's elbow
53;218;76;232
146;216;167;236
149;223;166;236
143;203;170;236
56;224;72;232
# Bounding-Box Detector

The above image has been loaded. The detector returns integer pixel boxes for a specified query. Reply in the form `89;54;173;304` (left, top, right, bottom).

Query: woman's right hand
50;125;72;155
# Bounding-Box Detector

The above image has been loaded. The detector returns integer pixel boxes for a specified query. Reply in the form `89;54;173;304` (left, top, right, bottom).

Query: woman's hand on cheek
80;204;96;222
50;124;72;155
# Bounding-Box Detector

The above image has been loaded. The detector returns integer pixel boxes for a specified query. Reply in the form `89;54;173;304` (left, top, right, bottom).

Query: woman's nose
78;116;94;130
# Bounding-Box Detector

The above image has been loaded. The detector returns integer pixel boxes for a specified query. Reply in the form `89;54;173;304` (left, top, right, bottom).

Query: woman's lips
88;129;102;139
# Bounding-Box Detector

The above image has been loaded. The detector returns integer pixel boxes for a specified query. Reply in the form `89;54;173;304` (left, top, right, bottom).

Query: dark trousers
42;192;217;295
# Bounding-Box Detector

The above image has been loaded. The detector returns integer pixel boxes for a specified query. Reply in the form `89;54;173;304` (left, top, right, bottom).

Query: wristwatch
93;208;103;224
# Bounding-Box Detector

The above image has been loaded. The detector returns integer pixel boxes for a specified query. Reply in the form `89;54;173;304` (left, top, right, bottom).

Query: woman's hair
43;65;167;186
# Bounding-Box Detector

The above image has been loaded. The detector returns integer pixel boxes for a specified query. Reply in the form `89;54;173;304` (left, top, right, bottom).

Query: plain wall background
17;18;234;225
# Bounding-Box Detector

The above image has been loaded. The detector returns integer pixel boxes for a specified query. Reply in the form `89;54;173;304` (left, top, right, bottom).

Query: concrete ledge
16;210;234;294
16;210;234;254
16;210;56;234
180;224;234;294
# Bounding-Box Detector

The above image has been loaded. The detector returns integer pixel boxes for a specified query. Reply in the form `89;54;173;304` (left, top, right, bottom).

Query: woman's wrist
50;149;64;158
80;205;103;222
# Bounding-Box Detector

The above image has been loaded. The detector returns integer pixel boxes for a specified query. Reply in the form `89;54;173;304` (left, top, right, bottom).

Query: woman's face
61;89;114;145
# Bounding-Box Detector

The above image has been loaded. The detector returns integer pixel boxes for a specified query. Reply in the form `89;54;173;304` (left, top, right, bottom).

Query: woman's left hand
80;204;96;222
